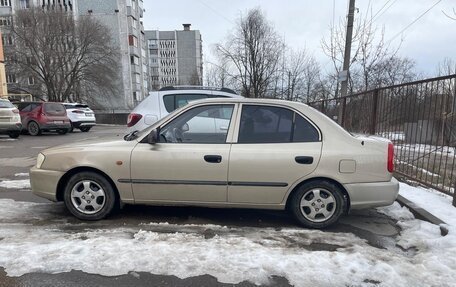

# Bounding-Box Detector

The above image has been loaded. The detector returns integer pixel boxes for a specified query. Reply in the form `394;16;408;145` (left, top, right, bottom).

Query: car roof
187;97;307;107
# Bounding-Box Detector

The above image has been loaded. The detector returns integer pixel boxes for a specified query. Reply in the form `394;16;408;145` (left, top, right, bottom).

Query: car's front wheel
63;171;117;220
290;180;346;229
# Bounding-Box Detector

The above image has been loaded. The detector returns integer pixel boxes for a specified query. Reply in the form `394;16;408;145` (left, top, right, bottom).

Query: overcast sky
142;0;456;76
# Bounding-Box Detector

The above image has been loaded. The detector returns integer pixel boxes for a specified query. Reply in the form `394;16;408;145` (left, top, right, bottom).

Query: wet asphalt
0;126;401;287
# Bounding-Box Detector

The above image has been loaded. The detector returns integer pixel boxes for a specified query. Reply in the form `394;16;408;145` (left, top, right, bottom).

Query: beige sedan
30;98;398;228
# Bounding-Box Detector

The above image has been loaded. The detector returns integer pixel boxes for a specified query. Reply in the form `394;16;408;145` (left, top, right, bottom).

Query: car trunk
43;103;68;122
0;102;16;122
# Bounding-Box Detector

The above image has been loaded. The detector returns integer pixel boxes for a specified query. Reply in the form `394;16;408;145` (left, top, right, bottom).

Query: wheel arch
285;177;351;213
56;166;120;204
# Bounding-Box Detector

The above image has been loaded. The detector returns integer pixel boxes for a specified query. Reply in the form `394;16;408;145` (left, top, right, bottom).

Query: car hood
41;135;134;154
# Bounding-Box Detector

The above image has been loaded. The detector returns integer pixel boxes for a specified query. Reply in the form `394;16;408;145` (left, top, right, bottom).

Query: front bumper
30;166;65;202
344;177;399;209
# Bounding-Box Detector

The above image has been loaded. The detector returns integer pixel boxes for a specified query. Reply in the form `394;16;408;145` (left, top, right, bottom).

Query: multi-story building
0;0;148;111
0;30;7;97
145;24;203;90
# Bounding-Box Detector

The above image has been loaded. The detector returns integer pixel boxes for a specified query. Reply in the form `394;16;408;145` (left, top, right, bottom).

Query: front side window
238;105;319;143
159;104;234;144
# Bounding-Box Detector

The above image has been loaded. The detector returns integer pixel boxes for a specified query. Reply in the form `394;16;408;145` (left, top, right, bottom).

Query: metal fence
308;74;456;204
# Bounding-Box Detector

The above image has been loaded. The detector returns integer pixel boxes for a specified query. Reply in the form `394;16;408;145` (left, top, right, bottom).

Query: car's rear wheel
80;127;91;132
28;121;41;136
63;171;117;220
69;121;74;133
7;131;20;138
290;180;346;229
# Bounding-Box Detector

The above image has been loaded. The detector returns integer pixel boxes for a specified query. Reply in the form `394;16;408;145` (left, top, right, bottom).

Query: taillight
12;108;19;114
387;142;394;173
127;113;142;127
72;110;84;114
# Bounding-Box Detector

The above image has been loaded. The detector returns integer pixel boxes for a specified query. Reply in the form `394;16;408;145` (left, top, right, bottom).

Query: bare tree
216;8;283;98
7;7;118;103
321;8;408;94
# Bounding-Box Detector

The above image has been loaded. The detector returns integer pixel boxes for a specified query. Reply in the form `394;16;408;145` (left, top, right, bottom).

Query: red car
14;102;71;136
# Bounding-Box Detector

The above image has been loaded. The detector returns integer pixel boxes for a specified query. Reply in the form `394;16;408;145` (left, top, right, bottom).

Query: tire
289;180;346;229
80;127;91;132
57;129;68;135
28;121;41;136
7;131;20;138
69;122;74;133
63;171;117;220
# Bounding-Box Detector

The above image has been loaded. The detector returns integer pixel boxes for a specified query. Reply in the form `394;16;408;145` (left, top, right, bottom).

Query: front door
130;104;236;203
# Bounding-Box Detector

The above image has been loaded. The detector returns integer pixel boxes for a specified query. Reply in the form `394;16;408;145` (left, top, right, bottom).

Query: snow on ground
0;179;30;189
399;182;456;226
0;192;455;286
14;173;29;177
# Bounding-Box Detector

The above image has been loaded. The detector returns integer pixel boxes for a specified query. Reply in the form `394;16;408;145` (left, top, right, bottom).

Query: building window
131;18;137;29
2;34;13;46
135;74;140;84
133;91;137;101
128;35;138;47
28;76;36;85
6;74;16;83
0;17;12;26
20;0;30;9
0;0;11;7
130;55;139;65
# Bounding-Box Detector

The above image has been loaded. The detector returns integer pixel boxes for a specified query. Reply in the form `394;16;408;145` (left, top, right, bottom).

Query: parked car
15;102;71;136
30;98;398;228
126;86;242;133
0;98;22;138
63;103;96;132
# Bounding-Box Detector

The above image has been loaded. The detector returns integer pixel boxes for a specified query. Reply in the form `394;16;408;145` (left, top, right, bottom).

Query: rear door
227;104;323;204
43;103;67;123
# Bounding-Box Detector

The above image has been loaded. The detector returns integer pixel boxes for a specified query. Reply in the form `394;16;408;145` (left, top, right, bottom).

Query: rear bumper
30;166;64;202
0;122;22;132
40;123;71;130
344;177;399;209
73;121;96;128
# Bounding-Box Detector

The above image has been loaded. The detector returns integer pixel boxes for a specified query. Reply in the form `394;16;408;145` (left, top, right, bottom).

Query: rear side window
44;103;65;115
0;100;14;108
238;105;319;143
163;94;209;112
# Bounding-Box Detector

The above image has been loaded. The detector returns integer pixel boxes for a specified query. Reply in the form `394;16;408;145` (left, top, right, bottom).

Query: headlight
36;153;46;169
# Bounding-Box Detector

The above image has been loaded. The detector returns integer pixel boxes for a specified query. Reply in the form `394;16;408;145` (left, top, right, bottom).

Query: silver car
0;98;22;138
30;98;398;228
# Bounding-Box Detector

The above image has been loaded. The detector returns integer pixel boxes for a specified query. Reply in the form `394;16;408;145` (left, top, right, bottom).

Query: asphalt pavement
0;126;404;286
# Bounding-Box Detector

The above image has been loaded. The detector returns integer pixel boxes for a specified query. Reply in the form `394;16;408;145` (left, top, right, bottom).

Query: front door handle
295;156;313;164
204;155;222;163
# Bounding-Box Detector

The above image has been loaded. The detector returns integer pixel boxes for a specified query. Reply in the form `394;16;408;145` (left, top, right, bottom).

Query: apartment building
0;0;148;111
145;24;203;90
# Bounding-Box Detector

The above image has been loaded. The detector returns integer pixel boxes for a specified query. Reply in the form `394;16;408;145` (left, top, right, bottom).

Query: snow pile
0;179;30;189
0;196;455;286
14;173;29;177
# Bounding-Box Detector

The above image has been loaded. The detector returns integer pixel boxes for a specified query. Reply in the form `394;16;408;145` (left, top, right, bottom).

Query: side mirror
147;128;159;144
182;123;189;132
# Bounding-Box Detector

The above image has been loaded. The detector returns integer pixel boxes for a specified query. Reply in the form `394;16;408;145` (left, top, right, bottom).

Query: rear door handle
295;156;313;164
204;155;222;163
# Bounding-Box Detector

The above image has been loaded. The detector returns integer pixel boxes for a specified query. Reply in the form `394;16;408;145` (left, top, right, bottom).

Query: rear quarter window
44;103;66;114
0;100;14;108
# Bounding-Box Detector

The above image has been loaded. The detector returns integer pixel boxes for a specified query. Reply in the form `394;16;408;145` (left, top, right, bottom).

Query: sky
142;0;456;76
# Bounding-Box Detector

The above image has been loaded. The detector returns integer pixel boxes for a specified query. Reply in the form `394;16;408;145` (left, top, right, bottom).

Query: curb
396;195;449;236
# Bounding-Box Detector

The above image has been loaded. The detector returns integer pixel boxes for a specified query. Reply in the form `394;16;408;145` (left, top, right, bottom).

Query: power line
372;0;398;22
387;0;442;44
196;0;234;25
